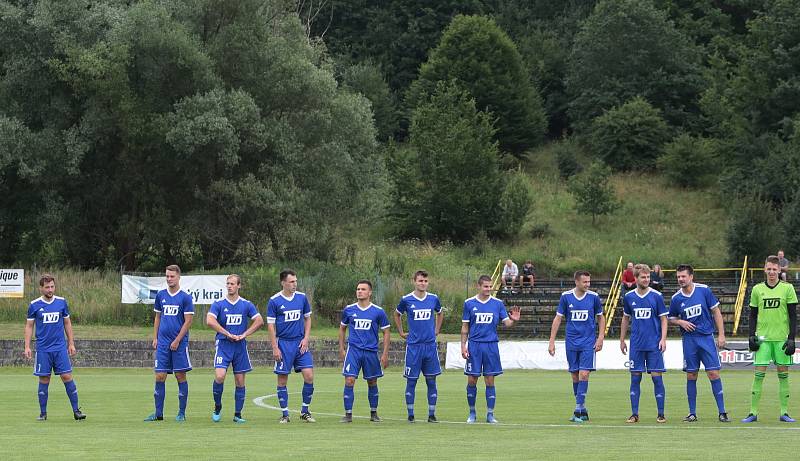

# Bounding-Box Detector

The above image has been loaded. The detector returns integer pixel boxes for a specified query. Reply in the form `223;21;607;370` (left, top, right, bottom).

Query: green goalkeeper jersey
749;281;798;341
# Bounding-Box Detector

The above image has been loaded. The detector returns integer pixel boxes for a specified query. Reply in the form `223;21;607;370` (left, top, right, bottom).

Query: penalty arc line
252;391;800;431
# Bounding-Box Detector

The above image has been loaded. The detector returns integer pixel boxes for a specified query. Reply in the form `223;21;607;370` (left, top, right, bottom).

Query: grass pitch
2;367;797;460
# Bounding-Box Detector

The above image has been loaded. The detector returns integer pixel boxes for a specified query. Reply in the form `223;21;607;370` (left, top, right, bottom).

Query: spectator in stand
520;260;536;291
502;259;519;292
778;250;790;282
621;262;636;291
650;264;665;292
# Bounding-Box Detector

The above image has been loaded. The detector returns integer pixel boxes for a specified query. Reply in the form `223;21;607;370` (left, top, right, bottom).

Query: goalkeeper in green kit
742;255;798;423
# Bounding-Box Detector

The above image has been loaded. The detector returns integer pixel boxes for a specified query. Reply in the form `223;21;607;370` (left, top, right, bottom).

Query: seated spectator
778;250;790;281
649;264;665;292
520;260;536;291
620;261;636;291
502;259;519;291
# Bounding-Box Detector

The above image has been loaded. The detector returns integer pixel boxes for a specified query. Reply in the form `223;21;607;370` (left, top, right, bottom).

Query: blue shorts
154;344;192;373
465;341;503;376
274;338;314;375
342;346;383;380
629;349;665;373
34;349;72;376
682;334;721;372
566;348;595;373
214;339;252;374
404;342;441;379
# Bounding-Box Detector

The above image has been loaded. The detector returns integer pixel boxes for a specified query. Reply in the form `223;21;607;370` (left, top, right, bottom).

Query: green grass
2;367;798;460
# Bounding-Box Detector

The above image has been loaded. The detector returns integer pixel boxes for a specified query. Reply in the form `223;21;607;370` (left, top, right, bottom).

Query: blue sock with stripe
426;377;437;416
154;381;165;417
710;378;725;413
576;380;589;410
485;385;496;414
687;379;697;415
653;375;665;415
234;386;245;414
301;382;313;414
630;373;642;415
343;384;354;413
405;379;417;416
212;380;224;411
466;385;477;414
277;386;289;417
63;380;79;412
368;384;379;411
177;381;188;415
38;382;49;415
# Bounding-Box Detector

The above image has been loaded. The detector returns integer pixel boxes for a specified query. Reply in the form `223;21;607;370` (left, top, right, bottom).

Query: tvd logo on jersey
570;310;589;321
284;310;302;322
225;314;243;326
413;309;432;321
633;308;651;319
162;305;179;316
353;319;372;330
42;312;60;324
475;313;493;324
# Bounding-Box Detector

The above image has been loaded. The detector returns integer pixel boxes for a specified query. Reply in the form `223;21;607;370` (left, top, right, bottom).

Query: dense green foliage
657;134;719;188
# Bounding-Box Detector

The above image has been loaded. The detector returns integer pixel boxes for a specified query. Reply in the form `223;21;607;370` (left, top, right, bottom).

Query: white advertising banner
445;340;686;370
121;274;228;304
0;269;24;298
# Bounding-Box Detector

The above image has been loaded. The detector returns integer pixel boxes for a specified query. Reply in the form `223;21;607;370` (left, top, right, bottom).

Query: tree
725;195;783;264
407;14;547;155
388;81;506;241
589;97;670;171
658;134;719;188
569;161;620;225
567;0;703;133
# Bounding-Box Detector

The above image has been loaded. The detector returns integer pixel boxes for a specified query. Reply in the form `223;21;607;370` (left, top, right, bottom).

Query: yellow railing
490;259;503;296
732;256;749;334
603;256;623;336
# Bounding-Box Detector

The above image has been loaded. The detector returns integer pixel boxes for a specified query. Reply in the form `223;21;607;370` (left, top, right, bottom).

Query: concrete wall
0;339;448;369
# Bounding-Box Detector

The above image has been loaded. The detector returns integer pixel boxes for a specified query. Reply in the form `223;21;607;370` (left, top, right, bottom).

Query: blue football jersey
669;283;720;336
208;297;260;341
557;289;604;350
623;288;668;351
27;296;70;352
154;289;194;346
341;303;390;351
396;292;442;344
266;291;312;340
461;296;509;343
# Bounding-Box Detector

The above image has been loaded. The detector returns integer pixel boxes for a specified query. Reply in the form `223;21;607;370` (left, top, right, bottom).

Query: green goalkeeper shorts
754;340;793;367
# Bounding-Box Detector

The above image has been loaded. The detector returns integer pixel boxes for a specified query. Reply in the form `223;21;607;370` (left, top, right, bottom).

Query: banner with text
445;340;792;370
0;269;24;298
121;274;228;305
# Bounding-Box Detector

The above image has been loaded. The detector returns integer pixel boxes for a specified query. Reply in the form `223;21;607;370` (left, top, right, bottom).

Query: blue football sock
177;381;188;414
485;385;496;413
301;382;314;414
38;382;49;415
426;377;438;416
687;379;697;415
154;381;166;417
576;380;589;409
368;384;379;411
212;380;224;409
235;386;245;414
343;385;354;413
466;385;477;413
710;378;725;413
630;373;642;415
653;375;665;414
572;381;579;396
277;386;289;417
405;379;417;416
63;380;79;412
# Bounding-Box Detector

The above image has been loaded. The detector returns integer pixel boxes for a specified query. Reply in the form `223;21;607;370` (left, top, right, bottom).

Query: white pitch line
252;392;800;431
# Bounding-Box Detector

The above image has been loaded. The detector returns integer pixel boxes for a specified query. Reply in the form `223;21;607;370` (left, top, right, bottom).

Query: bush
493;171;533;238
725;195;784;264
589;97;670;171
552;138;584;179
569;160;621;225
658;134;719;188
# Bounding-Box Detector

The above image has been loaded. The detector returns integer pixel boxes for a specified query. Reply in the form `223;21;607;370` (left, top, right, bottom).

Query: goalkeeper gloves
783;338;796;356
748;335;760;351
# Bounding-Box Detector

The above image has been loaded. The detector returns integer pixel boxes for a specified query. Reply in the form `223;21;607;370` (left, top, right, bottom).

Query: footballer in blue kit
338;280;391;423
393;270;444;423
668;264;729;422
619;264;668;423
207;274;263;424
548;270;605;423
145;265;194;422
267;269;316;423
23;274;86;421
461;275;520;424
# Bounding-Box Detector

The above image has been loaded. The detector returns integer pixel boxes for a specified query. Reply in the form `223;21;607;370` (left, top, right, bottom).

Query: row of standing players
23;259;798;424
